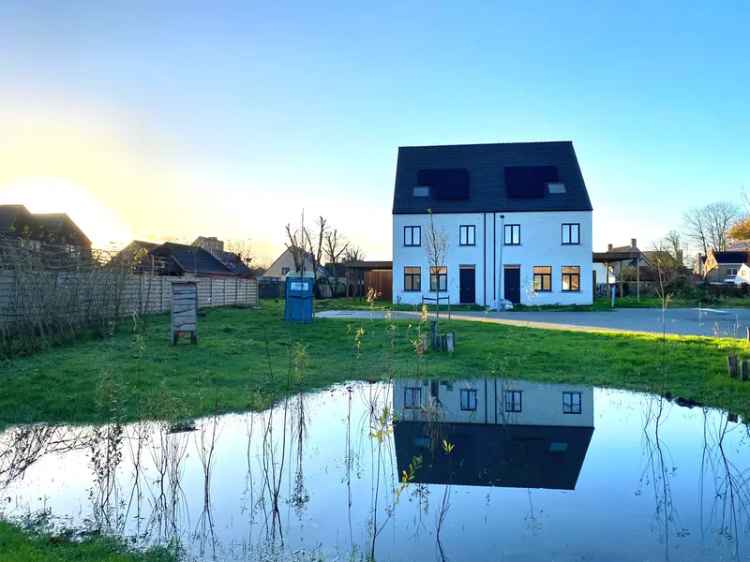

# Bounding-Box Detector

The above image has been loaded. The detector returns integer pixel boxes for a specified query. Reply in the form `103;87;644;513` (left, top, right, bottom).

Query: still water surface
1;378;749;561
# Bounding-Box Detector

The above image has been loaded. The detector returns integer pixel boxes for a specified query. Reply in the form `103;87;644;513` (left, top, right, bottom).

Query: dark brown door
504;267;521;304
459;267;476;304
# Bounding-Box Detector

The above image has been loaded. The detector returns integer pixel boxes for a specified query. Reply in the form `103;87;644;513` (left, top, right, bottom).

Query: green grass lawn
2;299;750;430
0;521;175;562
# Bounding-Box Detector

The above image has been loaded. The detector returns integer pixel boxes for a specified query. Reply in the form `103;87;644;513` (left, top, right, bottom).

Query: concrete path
316;307;750;338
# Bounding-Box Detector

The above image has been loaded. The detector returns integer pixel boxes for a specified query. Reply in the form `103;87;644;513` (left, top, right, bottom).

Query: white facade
263;248;322;280
392;210;593;307
393;378;594;428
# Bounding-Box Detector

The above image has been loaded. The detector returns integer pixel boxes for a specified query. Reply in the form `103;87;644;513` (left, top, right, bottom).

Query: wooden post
445;332;455;353
728;354;739;378
636;253;640;303
742;359;750;381
605;261;610;305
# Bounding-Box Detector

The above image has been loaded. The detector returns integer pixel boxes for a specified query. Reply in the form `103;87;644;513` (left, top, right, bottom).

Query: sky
0;1;747;264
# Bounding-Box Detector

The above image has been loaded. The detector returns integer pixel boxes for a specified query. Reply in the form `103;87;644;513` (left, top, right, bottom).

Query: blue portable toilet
284;277;314;323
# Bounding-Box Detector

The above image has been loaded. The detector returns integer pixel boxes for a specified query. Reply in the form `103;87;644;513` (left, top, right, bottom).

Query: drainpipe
497;214;505;311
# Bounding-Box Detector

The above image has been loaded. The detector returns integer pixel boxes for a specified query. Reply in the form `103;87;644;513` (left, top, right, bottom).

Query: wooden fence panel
0;272;257;328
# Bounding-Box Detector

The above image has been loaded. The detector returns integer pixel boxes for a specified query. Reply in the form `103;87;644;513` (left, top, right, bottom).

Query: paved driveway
317;307;750;338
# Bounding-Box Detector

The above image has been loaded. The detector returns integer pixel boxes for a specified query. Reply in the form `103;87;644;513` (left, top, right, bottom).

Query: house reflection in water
393;378;594;490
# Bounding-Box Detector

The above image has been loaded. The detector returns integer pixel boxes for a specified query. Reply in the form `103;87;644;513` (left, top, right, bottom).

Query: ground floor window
563;391;582;414
404;266;421;292
460;388;478;411
533;266;552;292
562;266;581;292
504;390;523;413
404;387;422;409
430;266;447;292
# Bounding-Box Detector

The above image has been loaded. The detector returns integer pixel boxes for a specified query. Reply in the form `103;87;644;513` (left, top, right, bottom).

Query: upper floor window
459;225;476;246
533;266;552;292
548;182;567;194
281;267;290;276
404;266;421;292
404;226;421;247
504;390;523;413
563;391;582;414
429;266;448;292
504;224;521;246
561;266;581;292
562;223;580;245
460;388;478;411
404;387;422;409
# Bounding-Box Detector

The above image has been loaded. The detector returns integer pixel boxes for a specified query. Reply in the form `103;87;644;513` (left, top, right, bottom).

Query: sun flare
0;177;133;248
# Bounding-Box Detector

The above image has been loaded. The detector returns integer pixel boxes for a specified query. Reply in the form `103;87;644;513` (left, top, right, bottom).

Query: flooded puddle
1;378;749;561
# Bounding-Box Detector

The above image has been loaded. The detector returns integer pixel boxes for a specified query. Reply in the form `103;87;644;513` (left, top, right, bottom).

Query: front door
504;267;521;304
459;267;476;304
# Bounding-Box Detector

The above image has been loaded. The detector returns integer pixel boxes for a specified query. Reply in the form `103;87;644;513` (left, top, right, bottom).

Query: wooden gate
364;269;392;301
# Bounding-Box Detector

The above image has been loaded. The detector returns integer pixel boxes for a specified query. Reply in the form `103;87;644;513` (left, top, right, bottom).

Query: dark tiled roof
392;141;593;214
34;213;92;247
345;260;393;270
395;421;593;490
0;205;31;231
151;242;234;275
0;205;91;247
713;251;750;264
220;251;253;276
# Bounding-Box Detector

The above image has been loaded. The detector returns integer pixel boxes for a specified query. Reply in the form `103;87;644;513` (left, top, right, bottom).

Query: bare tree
342;245;365;263
663;230;683;265
323;228;349;295
225;239;253;265
303;216;328;284
285;212;308;277
683;207;710;258
424;210;449;330
683;202;739;257
651;238;681;311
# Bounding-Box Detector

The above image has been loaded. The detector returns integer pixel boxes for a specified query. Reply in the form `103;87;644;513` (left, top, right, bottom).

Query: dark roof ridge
398;140;573;150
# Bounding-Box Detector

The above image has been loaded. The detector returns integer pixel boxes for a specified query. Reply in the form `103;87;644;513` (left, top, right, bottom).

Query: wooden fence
0;271;258;326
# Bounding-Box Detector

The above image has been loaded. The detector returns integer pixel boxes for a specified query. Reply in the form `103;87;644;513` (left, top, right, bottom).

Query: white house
262;248;326;280
392;377;594;489
391;141;594;307
393;378;594;428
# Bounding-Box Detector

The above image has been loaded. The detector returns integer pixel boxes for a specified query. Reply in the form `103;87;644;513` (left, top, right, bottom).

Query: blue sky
0;1;747;262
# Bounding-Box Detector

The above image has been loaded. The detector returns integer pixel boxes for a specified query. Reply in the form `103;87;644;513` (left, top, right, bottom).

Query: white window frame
459;225;476;246
504;224;521;246
404;225;421;247
562;223;580;245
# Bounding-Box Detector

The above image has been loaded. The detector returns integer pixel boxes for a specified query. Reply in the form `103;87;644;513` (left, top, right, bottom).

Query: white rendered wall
393;378;594;428
392;210;593;306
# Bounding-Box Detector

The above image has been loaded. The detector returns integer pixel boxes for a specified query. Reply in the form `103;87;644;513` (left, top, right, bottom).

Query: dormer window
413;186;430;197
547;182;566;194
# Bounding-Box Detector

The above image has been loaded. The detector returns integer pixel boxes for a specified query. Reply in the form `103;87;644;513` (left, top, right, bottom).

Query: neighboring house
191;236;253;277
0;204;91;252
116;240;246;277
115;240;160;270
391;141;594;307
393;378;593;489
263;248;327;280
729;263;750;285
703;250;750;283
150;242;245;277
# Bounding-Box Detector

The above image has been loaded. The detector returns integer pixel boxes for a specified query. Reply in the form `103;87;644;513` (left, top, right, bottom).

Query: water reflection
393;378;594;489
0;379;748;562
